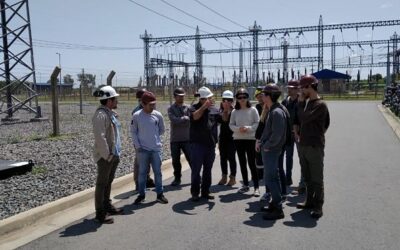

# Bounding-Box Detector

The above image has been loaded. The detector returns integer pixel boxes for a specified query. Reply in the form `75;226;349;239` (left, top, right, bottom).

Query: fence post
107;70;116;86
51;67;61;136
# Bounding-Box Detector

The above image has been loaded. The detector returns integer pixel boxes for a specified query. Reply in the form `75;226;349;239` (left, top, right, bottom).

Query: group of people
91;74;330;224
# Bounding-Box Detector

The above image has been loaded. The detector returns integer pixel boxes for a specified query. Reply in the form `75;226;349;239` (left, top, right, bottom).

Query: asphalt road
19;101;400;250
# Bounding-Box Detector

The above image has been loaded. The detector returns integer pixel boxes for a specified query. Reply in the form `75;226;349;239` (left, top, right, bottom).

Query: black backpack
274;104;292;147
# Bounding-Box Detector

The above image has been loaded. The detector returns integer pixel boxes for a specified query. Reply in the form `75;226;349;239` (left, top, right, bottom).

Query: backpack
274;104;292;147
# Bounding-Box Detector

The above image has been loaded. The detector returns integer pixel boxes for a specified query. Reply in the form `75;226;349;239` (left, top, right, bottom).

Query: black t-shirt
216;112;233;142
189;102;219;147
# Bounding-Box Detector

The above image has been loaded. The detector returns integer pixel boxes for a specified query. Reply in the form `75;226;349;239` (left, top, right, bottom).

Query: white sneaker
260;192;271;201
238;185;250;193
253;188;260;197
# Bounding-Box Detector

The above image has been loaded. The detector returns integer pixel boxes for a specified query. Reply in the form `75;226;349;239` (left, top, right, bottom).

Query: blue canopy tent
311;69;351;93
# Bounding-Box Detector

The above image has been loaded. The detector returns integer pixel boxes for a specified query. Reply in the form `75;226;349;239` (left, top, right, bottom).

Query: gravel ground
0;102;172;220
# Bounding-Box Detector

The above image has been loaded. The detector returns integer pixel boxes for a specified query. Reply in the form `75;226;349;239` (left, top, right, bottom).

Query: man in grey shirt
131;91;168;205
168;88;191;186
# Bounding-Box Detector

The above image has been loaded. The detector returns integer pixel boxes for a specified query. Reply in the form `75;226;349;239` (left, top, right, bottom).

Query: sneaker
253;188;260;197
157;194;169;204
260;192;271;202
238;186;250;193
134;195;146;205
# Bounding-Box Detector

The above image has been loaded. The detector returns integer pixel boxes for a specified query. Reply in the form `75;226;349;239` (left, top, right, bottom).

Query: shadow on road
210;184;238;193
172;198;215;215
243;201;277;228
283;210;318;228
59;219;101;237
219;192;253;203
163;183;191;193
122;200;158;214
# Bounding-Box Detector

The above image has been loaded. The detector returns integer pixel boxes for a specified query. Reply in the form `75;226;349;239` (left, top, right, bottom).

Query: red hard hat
299;75;317;88
287;79;300;89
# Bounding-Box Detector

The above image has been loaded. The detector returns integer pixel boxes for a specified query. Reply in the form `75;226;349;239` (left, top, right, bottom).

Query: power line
127;0;201;32
127;0;233;49
159;0;230;33
192;0;247;30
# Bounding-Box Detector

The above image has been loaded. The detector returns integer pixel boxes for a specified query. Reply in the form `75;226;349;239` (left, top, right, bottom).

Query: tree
371;73;383;81
63;74;74;84
77;73;96;89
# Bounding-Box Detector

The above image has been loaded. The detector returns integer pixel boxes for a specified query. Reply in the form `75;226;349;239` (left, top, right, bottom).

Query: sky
8;0;400;87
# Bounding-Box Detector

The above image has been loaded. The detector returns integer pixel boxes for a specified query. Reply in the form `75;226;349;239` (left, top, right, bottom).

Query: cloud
380;3;393;9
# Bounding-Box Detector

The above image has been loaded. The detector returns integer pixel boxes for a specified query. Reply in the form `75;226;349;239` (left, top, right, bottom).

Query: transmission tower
0;0;43;121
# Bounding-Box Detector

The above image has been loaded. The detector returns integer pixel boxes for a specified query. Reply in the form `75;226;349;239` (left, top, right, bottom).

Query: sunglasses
236;96;248;100
222;99;233;102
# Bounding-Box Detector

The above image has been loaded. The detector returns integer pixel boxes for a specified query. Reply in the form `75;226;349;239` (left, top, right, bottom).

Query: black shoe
286;178;293;186
263;208;284;220
134;195;146;205
107;206;124;215
191;195;200;202
311;208;323;219
296;202;314;209
95;214;114;224
260;203;274;213
201;194;215;200
171;178;181;186
157;194;169;204
147;178;155;188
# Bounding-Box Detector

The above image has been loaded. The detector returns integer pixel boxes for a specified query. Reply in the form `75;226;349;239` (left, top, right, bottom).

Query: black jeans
234;140;259;188
190;143;215;196
170;141;191;179
95;156;119;215
219;139;237;176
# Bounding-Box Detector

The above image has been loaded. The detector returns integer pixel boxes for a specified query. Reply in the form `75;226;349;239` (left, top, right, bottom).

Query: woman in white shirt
229;88;260;196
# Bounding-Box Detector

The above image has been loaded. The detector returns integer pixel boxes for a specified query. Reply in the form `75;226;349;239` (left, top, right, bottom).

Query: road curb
0;157;173;238
378;104;400;141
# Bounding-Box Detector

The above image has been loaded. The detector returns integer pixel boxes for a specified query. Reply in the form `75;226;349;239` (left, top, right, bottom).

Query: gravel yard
0;102;172;220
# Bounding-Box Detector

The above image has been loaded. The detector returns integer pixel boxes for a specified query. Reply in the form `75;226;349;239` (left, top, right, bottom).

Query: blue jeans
137;148;163;196
262;149;282;209
170;141;191;179
190;143;215;196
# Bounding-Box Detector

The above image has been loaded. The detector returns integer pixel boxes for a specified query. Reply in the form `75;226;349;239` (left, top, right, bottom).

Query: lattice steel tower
0;0;42;121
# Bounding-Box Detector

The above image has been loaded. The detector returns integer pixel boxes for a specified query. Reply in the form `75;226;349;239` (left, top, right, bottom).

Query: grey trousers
95;156;119;215
297;145;325;208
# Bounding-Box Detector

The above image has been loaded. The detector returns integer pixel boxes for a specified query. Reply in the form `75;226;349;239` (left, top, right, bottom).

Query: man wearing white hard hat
189;86;219;201
92;85;124;224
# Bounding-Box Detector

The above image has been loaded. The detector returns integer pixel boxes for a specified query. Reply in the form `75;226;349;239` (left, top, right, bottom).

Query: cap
173;87;185;96
141;91;156;104
287;80;300;89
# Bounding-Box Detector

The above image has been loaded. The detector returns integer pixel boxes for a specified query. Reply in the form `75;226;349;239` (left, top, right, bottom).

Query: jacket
92;105;117;163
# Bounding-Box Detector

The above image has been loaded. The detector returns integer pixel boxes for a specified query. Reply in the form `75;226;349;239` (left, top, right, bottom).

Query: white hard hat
222;90;234;99
98;85;119;100
198;86;213;98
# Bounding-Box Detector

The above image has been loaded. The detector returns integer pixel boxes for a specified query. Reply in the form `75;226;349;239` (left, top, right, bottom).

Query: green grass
31;165;47;175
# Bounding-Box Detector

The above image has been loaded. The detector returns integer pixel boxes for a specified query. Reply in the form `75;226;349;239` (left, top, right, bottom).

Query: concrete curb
0;157;174;238
378;104;400;141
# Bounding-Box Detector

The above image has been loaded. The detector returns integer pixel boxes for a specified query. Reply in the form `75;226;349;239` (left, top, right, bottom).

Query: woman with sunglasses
216;90;237;186
229;88;260;196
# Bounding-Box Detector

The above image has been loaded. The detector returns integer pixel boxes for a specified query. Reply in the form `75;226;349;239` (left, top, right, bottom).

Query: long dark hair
234;100;251;109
